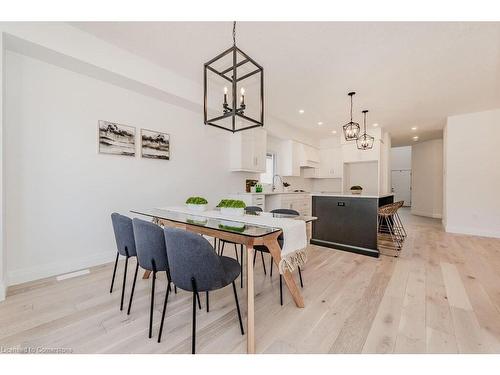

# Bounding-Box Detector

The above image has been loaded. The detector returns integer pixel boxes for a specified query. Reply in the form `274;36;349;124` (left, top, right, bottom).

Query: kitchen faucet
272;174;284;192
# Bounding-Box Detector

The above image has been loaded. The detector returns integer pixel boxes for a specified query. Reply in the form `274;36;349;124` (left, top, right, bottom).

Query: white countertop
233;191;394;199
234;191;310;195
311;192;395;199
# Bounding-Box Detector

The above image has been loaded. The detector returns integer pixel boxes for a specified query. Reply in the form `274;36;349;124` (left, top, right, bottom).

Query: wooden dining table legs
246;245;255;353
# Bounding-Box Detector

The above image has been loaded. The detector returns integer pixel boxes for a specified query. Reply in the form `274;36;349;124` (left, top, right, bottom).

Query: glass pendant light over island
204;22;264;133
356;110;375;150
342;92;361;141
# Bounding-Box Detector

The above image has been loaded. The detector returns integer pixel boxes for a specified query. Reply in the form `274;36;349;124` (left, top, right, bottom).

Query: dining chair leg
196;291;202;310
149;271;156;339
127;261;139;315
253;249;257;265
279;275;283;306
191;278;198;354
174;285;177;294
232;281;245;335
298;267;304;288
240;245;244;289
220;241;225;256
260;251;267;275
157;282;171;343
109;252;119;293
270;257;273;277
206;291;209;312
234;243;239;262
120;256;129;311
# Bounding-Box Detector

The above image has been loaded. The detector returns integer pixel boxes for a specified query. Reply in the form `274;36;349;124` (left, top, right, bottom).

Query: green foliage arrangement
185;196;208;205
350;185;363;190
219;224;246;233
216;199;247;209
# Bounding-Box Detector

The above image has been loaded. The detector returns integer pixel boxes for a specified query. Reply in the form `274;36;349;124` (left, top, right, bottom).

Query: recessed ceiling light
413;136;419;141
317;121;323;126
299;109;305;114
373;123;379;127
411;126;418;131
331;130;337;134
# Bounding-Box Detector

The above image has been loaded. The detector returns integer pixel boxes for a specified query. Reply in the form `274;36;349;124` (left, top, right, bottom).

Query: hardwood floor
1;209;500;354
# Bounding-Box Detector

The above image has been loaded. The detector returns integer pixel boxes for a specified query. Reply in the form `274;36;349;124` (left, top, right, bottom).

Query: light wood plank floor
1;209;500;354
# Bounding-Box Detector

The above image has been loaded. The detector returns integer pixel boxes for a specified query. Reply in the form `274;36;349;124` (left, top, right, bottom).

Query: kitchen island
310;192;394;257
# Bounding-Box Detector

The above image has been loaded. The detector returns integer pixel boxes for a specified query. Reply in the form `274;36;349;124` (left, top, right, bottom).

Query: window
260;153;275;184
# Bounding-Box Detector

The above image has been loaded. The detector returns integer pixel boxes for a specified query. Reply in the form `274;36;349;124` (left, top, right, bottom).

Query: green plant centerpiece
217;199;246;217
350;185;363;195
186;196;208;212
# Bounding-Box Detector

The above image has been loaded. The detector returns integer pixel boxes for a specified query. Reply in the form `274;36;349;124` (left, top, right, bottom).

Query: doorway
391;169;412;207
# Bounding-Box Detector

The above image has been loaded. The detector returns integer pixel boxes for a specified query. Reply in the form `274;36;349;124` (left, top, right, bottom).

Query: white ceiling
72;22;500;146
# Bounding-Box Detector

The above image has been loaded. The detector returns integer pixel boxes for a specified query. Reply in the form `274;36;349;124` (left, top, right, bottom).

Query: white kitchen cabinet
278;140;302;177
303;147;343;179
299;143;320;167
265;193;311;216
229;128;267;173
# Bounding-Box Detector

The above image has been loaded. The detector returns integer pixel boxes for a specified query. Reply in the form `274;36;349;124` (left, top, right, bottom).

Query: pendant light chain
233;21;236;46
350;94;353;122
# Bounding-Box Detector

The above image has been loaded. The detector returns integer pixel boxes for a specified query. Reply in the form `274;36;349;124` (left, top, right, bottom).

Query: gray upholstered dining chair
160;227;244;353
110;213;138;311
131;218;175;339
253;208;304;305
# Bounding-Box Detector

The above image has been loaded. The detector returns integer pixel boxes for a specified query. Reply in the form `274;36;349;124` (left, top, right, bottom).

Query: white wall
391;146;412;170
0;33;5;300
444;109;500;238
411;139;443;218
343;161;379;194
379;130;392;195
4;51;257;285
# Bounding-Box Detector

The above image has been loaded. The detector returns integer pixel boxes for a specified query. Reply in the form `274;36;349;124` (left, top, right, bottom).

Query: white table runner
161;206;308;273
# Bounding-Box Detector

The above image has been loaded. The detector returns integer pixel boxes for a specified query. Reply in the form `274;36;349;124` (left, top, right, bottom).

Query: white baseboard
411;210;442;219
445;225;500;239
0;279;6;302
7;251;115;287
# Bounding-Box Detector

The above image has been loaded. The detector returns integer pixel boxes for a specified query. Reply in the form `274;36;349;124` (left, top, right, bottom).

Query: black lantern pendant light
342;92;360;141
356;110;375;150
203;22;264;133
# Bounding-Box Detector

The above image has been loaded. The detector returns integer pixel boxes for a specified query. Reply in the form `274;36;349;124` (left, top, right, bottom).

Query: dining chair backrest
132;218;169;272
163;227;226;292
271;208;299;216
245;206;263;213
111;213;137;257
270;208;299;247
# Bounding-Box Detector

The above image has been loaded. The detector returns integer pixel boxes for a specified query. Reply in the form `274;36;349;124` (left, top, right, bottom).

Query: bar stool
110;213;138;311
392;201;407;241
378;203;403;254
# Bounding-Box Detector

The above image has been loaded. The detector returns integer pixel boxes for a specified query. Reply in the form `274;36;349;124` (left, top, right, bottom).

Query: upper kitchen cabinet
229;128;267;173
278;140;302;176
303;146;343;178
299;143;320;167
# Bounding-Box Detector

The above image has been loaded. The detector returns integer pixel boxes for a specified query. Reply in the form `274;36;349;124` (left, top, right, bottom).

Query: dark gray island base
311;193;394;257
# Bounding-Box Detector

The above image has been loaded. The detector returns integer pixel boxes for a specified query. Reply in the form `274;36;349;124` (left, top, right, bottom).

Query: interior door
391;169;412;206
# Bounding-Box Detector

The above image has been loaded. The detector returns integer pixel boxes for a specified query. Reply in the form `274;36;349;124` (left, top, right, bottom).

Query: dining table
131;207;316;354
